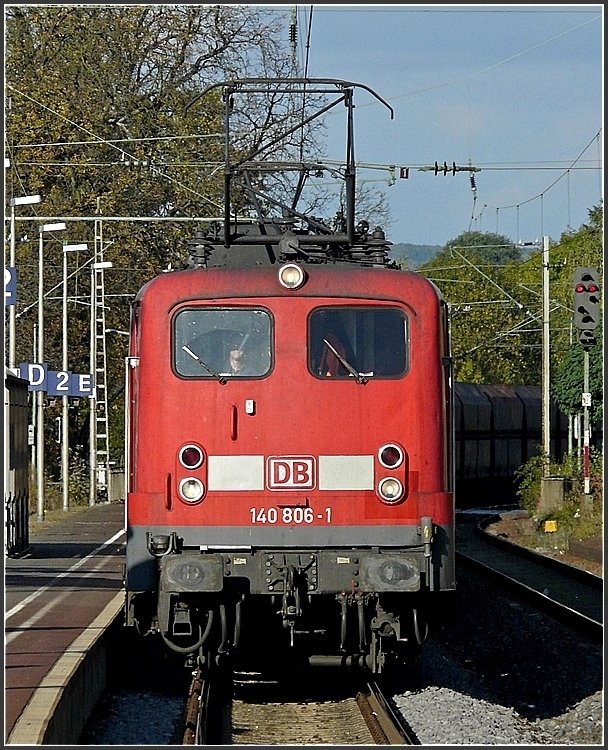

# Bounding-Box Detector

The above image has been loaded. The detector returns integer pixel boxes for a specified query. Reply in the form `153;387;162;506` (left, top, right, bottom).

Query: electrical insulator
289;23;297;43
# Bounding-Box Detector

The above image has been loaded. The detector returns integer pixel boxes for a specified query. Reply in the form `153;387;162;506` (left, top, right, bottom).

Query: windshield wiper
322;338;368;385
182;345;227;384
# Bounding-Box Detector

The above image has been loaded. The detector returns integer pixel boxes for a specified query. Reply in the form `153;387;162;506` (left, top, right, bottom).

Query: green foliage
419;209;603;390
514;448;603;522
420;230;540;383
514;454;547;517
548;206;603;425
29;451;89;515
444;230;521;263
552;335;603;425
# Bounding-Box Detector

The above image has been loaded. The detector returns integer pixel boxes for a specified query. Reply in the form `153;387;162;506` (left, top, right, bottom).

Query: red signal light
575;283;586;293
587;284;599;293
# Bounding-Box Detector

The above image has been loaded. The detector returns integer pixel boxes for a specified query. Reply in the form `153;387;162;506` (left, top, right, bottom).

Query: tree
5;4;302;471
419;210;603;393
552;331;603;427
419;231;540;384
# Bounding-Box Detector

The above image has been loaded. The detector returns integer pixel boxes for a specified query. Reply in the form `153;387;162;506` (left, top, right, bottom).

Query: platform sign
5;267;17;306
70;373;95;398
47;370;72;396
17;362;48;391
16;362;95;397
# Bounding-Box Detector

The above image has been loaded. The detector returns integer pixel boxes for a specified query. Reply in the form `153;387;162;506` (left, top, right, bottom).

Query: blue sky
275;4;603;247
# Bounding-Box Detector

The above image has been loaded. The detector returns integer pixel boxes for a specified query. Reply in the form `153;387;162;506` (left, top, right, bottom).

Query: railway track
456;515;603;642
182;662;421;745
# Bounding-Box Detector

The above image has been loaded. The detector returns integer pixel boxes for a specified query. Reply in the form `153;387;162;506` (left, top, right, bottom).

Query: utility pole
37;222;66;522
541;235;550;474
89;206;100;506
89;197;112;505
582;351;591;498
31;324;37;468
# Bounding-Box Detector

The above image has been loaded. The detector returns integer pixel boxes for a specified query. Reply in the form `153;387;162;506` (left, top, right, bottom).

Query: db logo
267;456;316;490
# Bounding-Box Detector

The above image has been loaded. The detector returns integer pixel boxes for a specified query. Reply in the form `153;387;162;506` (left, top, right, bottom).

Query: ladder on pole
93;213;110;500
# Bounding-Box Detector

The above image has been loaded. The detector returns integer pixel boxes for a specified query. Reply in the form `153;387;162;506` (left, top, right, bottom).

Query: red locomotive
124;79;455;673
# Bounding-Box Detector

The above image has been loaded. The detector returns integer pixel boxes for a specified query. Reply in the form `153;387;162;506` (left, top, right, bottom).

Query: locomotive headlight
377;477;404;504
378;443;404;468
278;263;306;289
179;477;205;503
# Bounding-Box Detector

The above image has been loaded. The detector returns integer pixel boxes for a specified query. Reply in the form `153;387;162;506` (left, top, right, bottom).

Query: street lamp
8;194;42;369
62;242;88;512
36;221;66;522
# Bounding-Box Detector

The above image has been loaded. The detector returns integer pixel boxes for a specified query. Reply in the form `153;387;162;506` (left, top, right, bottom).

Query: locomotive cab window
174;308;272;378
309;307;408;379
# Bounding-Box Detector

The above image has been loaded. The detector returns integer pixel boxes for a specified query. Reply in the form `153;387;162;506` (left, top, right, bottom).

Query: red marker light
179;444;204;469
379;444;404;468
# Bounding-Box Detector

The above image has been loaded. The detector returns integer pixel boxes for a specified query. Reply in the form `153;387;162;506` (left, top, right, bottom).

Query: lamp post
62;242;88;512
36;221;66;522
8;194;41;369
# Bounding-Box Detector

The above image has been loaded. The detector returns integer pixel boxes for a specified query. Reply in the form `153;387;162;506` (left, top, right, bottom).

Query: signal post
572;267;600;511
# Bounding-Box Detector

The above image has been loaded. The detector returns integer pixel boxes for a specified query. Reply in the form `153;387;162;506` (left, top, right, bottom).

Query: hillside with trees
389;242;442;269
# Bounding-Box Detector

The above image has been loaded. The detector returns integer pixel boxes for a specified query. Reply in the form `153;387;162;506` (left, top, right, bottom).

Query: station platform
4;500;126;745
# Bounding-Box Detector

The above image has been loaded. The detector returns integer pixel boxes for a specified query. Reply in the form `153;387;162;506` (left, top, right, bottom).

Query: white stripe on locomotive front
206;455;374;491
317;455;374;490
207;455;265;490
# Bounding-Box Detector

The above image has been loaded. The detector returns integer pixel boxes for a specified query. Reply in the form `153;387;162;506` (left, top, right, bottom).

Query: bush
30;452;91;515
514;448;603;542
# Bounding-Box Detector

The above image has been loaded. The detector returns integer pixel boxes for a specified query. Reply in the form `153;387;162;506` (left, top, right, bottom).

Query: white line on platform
5;529;125;621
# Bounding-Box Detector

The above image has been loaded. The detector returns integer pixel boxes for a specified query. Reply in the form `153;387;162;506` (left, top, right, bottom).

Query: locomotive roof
182;217;398;270
133;258;443;309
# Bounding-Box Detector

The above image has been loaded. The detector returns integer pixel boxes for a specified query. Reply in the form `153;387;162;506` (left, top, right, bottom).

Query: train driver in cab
227;339;253;375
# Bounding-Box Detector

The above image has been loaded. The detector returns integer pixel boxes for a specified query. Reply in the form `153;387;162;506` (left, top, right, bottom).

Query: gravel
386;566;603;745
390;638;601;745
81;690;185;745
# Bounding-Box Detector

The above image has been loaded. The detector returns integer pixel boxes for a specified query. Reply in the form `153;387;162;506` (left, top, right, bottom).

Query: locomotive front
125;261;455;673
